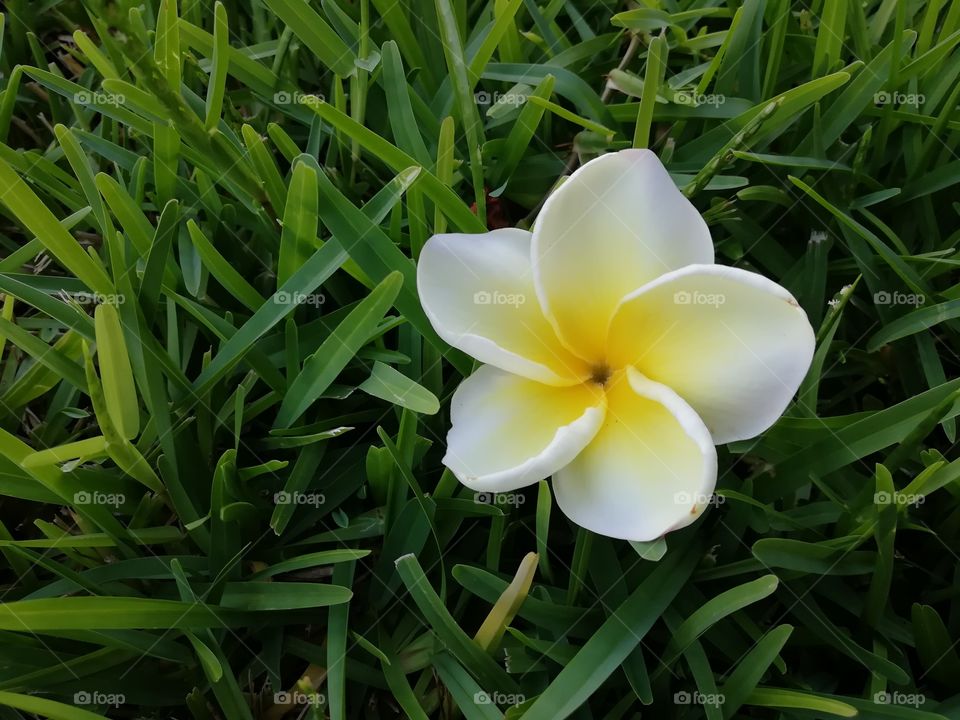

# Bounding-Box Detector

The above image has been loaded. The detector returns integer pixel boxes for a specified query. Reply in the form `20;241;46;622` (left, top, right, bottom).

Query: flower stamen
590;363;612;387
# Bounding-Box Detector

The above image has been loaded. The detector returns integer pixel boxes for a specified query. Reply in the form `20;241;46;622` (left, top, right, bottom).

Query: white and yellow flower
416;149;815;541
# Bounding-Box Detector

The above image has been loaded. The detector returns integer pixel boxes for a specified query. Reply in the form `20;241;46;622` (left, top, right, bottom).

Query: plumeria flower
416;149;815;541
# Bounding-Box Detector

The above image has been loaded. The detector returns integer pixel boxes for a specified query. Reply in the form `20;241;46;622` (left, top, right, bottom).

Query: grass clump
0;0;957;718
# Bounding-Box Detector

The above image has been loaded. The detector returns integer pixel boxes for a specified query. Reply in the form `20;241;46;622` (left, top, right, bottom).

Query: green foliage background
0;0;957;718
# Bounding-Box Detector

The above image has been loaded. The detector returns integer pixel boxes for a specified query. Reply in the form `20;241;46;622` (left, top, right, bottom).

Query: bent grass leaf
522;543;699;719
395;553;519;694
0;154;113;295
275;272;403;427
358;361;440;415
219;582;352;610
868;299;960;351
278;160;319;286
744;688;857;717
191;240;348;398
263;0;356;77
94;303;139;440
0;691;111;720
474;552;538;653
662;575;779;666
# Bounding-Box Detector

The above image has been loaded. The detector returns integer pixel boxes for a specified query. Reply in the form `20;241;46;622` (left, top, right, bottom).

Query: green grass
0;0;958;718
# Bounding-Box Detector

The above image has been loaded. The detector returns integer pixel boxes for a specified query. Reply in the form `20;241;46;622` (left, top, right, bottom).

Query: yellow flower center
589;363;612;387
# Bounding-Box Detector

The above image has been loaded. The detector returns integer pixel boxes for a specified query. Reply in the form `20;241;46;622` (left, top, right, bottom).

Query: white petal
418;229;591;386
443;365;606;493
532;149;714;363
553;368;717;542
607;264;816;444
